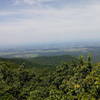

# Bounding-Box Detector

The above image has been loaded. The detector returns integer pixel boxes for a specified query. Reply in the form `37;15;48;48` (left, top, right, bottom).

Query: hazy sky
0;0;100;46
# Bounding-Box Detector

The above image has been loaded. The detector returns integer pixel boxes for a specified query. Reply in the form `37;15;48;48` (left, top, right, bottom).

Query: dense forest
0;55;100;100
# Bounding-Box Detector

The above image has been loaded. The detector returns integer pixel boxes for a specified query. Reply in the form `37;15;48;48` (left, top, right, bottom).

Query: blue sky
0;0;100;46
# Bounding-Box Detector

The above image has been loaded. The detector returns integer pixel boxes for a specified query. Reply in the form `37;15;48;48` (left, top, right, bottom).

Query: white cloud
14;0;57;5
0;0;100;46
15;0;36;5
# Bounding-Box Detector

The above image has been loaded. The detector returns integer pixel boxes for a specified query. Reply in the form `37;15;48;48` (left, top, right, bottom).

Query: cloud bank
0;0;100;46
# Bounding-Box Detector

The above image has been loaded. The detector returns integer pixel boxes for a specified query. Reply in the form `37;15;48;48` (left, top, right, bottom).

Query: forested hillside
0;55;77;68
0;56;100;100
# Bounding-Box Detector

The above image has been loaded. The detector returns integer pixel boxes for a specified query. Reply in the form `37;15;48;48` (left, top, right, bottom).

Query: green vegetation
0;55;100;100
0;55;77;67
27;55;77;66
